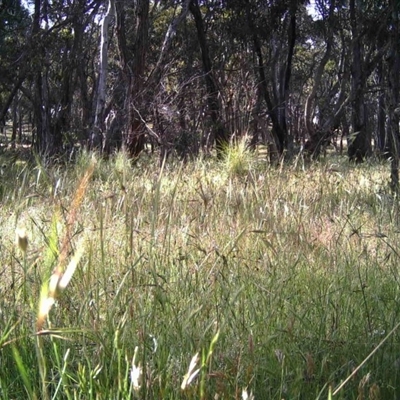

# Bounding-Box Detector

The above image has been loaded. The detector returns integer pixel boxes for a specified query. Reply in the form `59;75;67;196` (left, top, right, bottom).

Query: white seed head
16;228;28;253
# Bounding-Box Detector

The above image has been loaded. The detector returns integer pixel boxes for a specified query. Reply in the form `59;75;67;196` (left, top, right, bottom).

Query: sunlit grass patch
0;150;399;399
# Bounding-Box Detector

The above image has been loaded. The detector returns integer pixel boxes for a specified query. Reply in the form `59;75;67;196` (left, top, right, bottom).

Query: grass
0;146;400;399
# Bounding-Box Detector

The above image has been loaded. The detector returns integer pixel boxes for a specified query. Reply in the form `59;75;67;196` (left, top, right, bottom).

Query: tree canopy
0;0;399;170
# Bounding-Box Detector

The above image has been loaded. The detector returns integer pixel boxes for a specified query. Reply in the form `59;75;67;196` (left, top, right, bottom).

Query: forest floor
0;145;399;399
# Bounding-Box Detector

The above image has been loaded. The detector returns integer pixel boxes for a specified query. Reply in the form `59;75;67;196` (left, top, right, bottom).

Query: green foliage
222;136;255;178
0;152;400;399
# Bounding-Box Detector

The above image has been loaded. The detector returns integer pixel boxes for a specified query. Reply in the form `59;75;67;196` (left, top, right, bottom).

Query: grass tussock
0;149;400;399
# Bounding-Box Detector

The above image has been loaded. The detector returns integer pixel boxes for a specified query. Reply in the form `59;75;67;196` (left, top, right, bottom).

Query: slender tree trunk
252;31;283;158
115;0;132;155
30;0;56;157
279;7;297;153
348;0;371;162
388;0;400;191
249;85;263;149
245;0;296;159
304;1;335;138
76;20;91;142
124;0;149;157
303;44;332;157
189;0;228;157
53;33;74;152
32;0;45;154
91;0;115;151
0;75;25;125
244;0;281;158
376;60;387;155
11;92;18;148
147;0;191;88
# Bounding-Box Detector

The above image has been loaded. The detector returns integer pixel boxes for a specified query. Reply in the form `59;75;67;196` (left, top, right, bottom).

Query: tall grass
0;147;399;399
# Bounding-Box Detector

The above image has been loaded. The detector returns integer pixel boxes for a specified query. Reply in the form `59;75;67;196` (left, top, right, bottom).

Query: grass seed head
242;388;255;400
131;346;142;391
181;352;200;390
16;227;28;253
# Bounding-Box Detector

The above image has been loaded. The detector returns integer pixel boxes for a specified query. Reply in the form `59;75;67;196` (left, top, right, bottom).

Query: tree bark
32;0;52;156
147;0;191;88
388;0;400;191
0;75;25;126
11;91;18;147
278;7;297;153
124;0;150;157
376;60;387;155
189;0;228;158
304;40;351;159
244;0;296;159
252;31;284;157
348;0;371;162
91;0;115;151
304;0;335;137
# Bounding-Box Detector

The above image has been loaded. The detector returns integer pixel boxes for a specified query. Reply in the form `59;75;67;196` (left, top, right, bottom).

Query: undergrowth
0;147;399;399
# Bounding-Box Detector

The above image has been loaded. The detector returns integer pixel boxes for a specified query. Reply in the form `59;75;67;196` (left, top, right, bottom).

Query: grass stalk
0;151;399;398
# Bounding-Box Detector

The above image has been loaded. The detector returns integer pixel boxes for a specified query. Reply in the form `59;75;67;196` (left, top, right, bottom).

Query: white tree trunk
92;0;115;149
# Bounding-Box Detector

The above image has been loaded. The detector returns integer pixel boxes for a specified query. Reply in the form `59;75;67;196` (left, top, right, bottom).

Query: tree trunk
147;0;191;88
53;29;75;153
76;22;91;142
124;0;149;157
244;0;282;159
348;0;371;162
0;75;25;126
376;60;387;155
304;42;351;159
245;0;296;159
32;0;52;156
252;34;283;158
11;91;18;148
278;7;297;154
91;0;115;151
304;1;335;139
388;0;400;192
189;0;228;158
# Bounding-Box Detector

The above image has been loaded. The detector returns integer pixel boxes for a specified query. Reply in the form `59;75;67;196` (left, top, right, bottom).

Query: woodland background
2;2;400;399
0;0;399;169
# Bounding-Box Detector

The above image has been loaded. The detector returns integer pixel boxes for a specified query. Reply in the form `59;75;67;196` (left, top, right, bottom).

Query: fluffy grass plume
37;160;94;332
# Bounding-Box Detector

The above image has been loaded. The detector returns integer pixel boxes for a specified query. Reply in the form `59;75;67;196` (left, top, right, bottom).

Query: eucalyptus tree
106;0;194;157
300;0;353;157
189;0;229;157
17;0;100;157
291;0;394;162
222;0;310;159
346;0;391;162
386;0;400;190
0;0;30;134
3;0;397;168
91;0;116;150
302;0;336;156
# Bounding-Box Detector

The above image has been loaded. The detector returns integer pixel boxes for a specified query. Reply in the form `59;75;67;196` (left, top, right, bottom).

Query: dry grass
0;148;399;399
